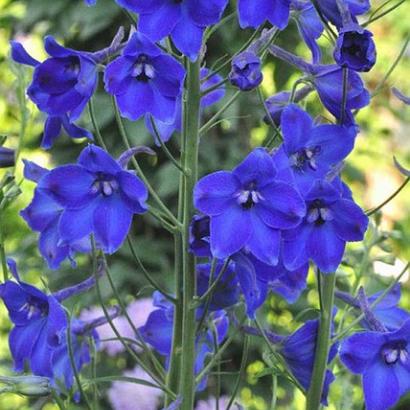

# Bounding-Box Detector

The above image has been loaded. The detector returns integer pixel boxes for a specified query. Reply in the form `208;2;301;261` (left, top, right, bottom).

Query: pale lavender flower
195;396;234;410
108;366;163;410
80;298;154;356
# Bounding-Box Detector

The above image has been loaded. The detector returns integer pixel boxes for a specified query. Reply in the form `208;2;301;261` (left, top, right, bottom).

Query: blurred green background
0;0;409;408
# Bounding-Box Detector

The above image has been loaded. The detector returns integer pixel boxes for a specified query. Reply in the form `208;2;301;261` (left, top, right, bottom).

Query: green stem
88;99;107;150
0;215;8;282
305;272;336;410
179;58;201;410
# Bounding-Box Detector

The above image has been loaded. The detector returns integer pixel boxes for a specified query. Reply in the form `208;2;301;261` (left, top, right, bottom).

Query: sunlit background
0;0;409;408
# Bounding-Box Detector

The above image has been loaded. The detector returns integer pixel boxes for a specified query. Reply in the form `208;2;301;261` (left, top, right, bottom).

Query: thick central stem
306;272;336;410
179;58;201;410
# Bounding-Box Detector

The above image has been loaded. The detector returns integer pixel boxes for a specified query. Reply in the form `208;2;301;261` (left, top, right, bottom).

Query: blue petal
78;144;121;175
42;116;63;149
38;165;96;209
194;171;239;216
363;361;399;410
340;331;384;374
10;41;39;67
118;171;148;214
210;204;252;259
22;159;48;183
93;195;133;254
186;0;228;27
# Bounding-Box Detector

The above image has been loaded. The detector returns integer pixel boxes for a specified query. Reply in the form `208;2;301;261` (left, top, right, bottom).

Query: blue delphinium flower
229;51;263;91
340;319;410;410
194;148;306;264
317;0;370;28
21;160;90;269
273;104;356;191
115;0;228;61
10;38;96;149
104;32;185;123
0;262;67;377
0;146;15;168
334;24;376;72
268;45;370;124
36;144;148;254
145;67;225;145
291;0;324;64
279;318;338;405
238;0;292;30
282;179;368;273
311;64;370;125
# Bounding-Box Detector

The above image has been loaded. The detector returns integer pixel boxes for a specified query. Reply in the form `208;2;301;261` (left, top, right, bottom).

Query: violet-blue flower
340;319;410;410
116;0;228;61
0;264;67;378
282;179;368;273
273;104;356;191
21;160;90;269
238;0;291;30
37;144;148;254
0;146;15;168
334;24;376;72
229;51;263;91
311;65;370;124
10;37;96;148
279;318;338;405
194;148;306;264
104;32;185;123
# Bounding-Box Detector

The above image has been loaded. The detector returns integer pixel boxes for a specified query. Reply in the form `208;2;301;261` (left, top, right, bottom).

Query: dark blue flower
291;0;324;64
104;32;185;123
10;37;97;148
229;51;263;91
311;65;370;124
21;160;90;269
139;293;229;391
340;320;410;410
194;148;306;264
273;104;356;191
282;179;368;273
238;0;291;30
145;67;225;145
36;144;148;254
317;0;370;28
334;24;376;72
0;268;67;378
0;146;15;168
279;318;338;405
116;0;228;61
197;262;240;312
189;215;212;257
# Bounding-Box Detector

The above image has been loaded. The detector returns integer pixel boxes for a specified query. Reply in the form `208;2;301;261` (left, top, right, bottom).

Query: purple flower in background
145;67;225;145
84;0;96;5
273;104;356;191
108;366;163;410
291;0;324;63
238;0;292;30
10;38;96;148
229;51;263;91
21;160;90;269
280;318;338;405
189;215;212;257
334;24;376;72
340;320;410;410
80;298;155;356
311;65;370;124
195;396;235;410
104;32;185;123
37;144;148;254
317;0;370;28
116;0;228;61
283;179;368;273
194;148;306;264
